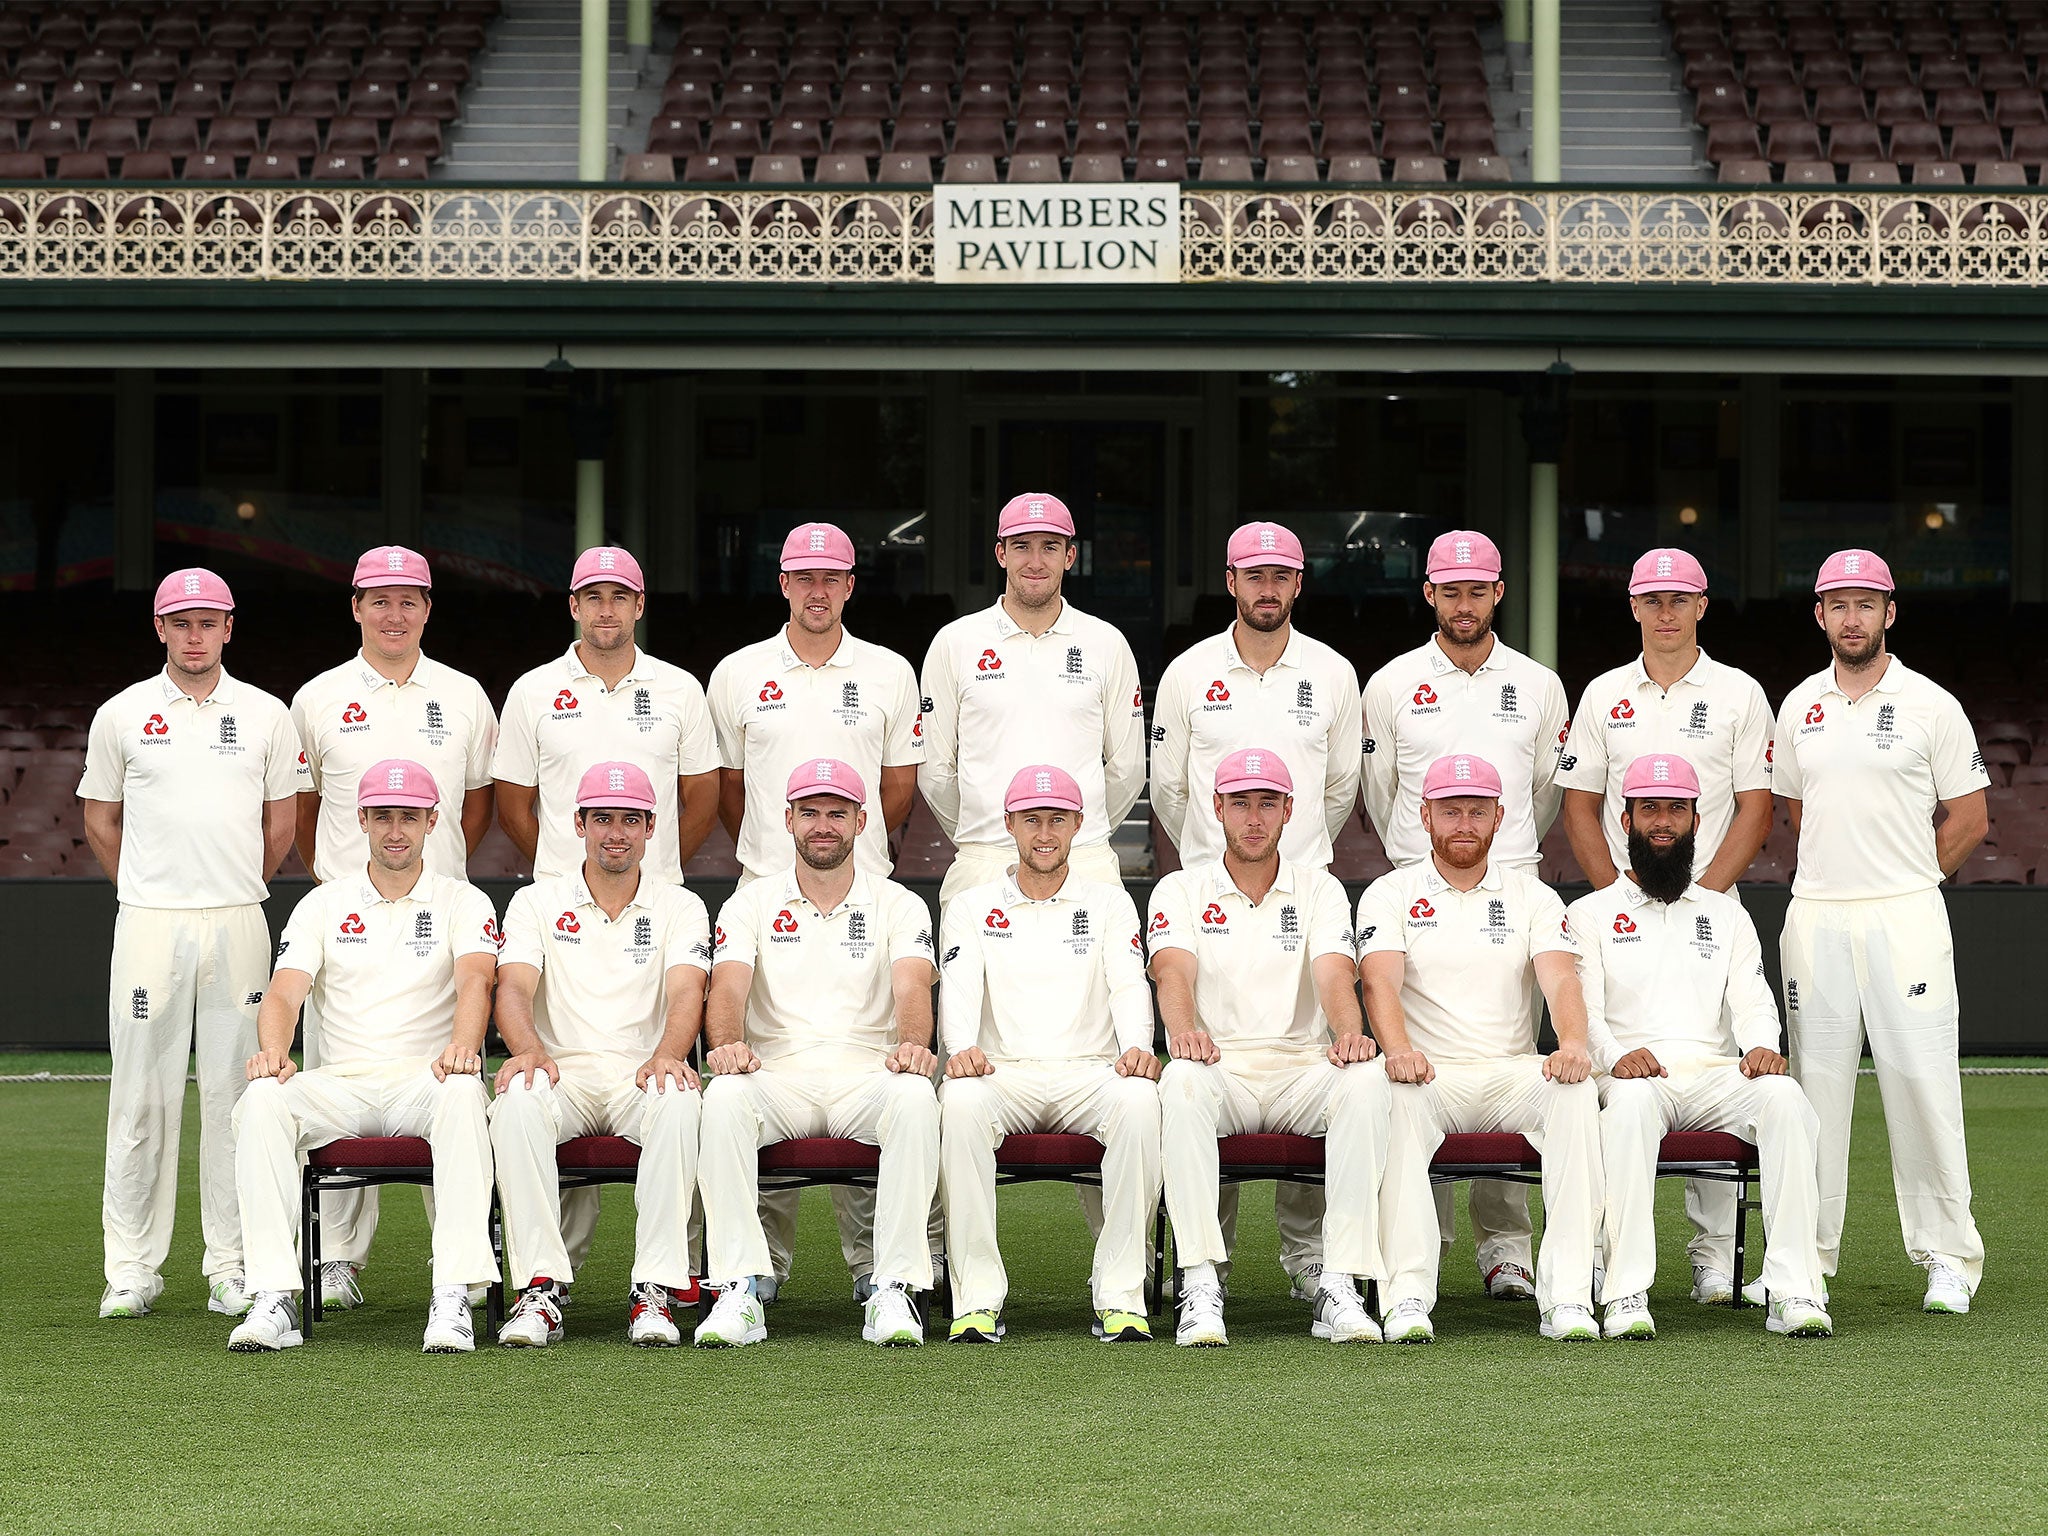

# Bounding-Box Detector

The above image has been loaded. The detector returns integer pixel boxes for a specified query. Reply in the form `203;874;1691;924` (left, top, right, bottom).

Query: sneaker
1382;1298;1435;1344
627;1282;681;1347
422;1285;476;1353
1170;1265;1230;1302
947;1309;1003;1343
207;1275;254;1318
695;1283;767;1348
498;1281;565;1348
1093;1309;1151;1342
228;1291;303;1352
1923;1263;1971;1315
863;1282;923;1346
1311;1278;1382;1343
98;1283;156;1320
1287;1262;1325;1304
1484;1262;1537;1301
1690;1266;1735;1306
851;1272;875;1304
1174;1280;1227;1347
319;1261;364;1311
1767;1296;1834;1337
1540;1303;1600;1340
1601;1292;1656;1340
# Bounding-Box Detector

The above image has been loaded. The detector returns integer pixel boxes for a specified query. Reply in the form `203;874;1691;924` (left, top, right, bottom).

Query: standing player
1359;529;1570;1301
1148;748;1390;1348
693;759;940;1348
1775;549;1988;1314
920;492;1145;909
226;760;501;1353
1361;753;1602;1343
1569;753;1832;1341
488;762;711;1348
938;765;1161;1343
81;569;306;1321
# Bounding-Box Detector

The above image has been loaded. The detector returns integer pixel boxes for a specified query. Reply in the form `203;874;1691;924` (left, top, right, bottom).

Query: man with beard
1359;529;1570;1303
1775;549;1987;1315
489;762;712;1349
1567;753;1831;1341
694;758;940;1348
1361;753;1601;1343
81;569;307;1321
938;765;1161;1343
1149;748;1390;1348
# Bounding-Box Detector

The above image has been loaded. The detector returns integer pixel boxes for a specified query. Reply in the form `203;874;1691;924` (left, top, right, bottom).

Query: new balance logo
244;991;264;1006
1908;982;1927;997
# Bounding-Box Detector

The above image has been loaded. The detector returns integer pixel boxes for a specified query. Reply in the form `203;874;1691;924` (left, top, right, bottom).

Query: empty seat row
3;77;466;121
6;114;444;159
2;47;477;88
1708;115;2048;162
621;147;1501;187
659;76;1492;122
0;5;494;54
1699;82;2048;124
1719;154;2035;182
0;148;433;180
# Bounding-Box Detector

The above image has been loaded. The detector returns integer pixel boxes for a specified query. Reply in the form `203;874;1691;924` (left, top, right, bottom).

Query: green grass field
5;1056;2042;1535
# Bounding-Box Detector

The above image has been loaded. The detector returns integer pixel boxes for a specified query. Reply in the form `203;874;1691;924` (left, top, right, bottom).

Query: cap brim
577;799;657;812
1230;556;1306;571
788;788;862;804
359;795;439;808
781;558;855;572
1215;778;1293;796
155;600;233;615
1627;581;1707;595
1006;798;1085;812
1422;786;1502;800
1814;580;1892;594
1427;568;1502;583
353;575;431;589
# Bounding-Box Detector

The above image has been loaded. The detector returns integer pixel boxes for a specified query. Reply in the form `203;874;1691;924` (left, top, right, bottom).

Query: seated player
1361;753;1603;1344
1148;747;1390;1348
1570;753;1832;1340
693;758;941;1348
228;759;501;1353
489;761;713;1349
938;764;1162;1343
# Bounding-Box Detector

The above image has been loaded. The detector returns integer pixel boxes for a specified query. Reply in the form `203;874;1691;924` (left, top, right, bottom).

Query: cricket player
938;764;1161;1343
1569;753;1832;1341
1361;753;1602;1343
226;759;501;1353
80;568;306;1321
1359;529;1570;1301
1776;548;1988;1314
1149;747;1390;1348
693;758;941;1348
489;761;712;1349
920;492;1145;908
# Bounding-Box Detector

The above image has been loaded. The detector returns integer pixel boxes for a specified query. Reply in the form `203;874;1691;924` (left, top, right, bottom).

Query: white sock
1183;1262;1219;1292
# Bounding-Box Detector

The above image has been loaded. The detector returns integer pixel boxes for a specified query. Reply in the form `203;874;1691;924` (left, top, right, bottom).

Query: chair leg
1732;1169;1753;1309
1151;1201;1170;1319
300;1172;317;1336
487;1188;506;1332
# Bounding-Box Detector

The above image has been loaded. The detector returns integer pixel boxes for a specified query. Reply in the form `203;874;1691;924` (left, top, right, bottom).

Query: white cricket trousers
1598;1063;1825;1302
699;1066;940;1289
103;903;268;1291
1159;1052;1391;1282
1782;890;1983;1289
489;1057;700;1291
939;1061;1162;1315
1383;1058;1603;1313
233;1059;500;1295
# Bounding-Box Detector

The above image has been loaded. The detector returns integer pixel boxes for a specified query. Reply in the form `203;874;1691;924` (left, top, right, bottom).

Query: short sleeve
1526;879;1576;958
450;883;503;962
1305;870;1354;962
498;886;547;971
674;673;721;777
464;677;500;792
78;701;126;801
290;688;322;794
265;703;310;799
1554;677;1610;794
706;657;746;771
885;884;936;966
1772;692;1806;801
1929;692;1991;801
491;675;541;786
1352;875;1408;958
881;652;925;767
274;892;327;982
1144;874;1199;962
1730;675;1774;794
664;889;714;974
713;889;760;968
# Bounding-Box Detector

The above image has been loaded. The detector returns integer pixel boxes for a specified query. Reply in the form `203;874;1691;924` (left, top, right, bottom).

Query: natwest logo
339;913;366;935
1412;683;1437;706
1610;699;1635;721
975;649;1002;672
759;680;783;702
985;907;1010;930
771;909;800;934
142;714;168;736
555;911;580;934
1200;903;1227;925
1149;911;1169;932
1205;680;1230;703
1408;898;1435;919
1613;912;1637;934
340;702;367;724
553;689;579;711
1805;703;1825;725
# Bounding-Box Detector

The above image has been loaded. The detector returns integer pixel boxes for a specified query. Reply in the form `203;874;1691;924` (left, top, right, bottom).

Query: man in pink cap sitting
488;760;712;1349
80;567;307;1322
1359;752;1602;1342
1148;747;1390;1347
694;757;940;1348
1776;549;1987;1315
227;759;501;1354
937;763;1161;1343
1567;753;1831;1341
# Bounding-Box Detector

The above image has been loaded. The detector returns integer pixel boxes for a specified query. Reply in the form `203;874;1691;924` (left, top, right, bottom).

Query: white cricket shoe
319;1261;364;1311
228;1291;303;1352
498;1281;565;1348
422;1285;476;1353
695;1283;768;1348
862;1282;924;1346
208;1275;254;1317
1923;1264;1971;1314
98;1282;157;1320
1690;1266;1734;1306
1287;1262;1325;1304
1767;1296;1834;1337
628;1283;683;1347
1600;1292;1656;1340
1174;1279;1228;1347
1540;1303;1600;1340
1381;1298;1434;1344
1310;1277;1381;1343
1484;1262;1537;1301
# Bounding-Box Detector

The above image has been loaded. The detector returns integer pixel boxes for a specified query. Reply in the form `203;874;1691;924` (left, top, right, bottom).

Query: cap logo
1258;529;1276;550
1655;554;1673;578
1034;770;1051;793
607;767;626;792
808;529;827;551
386;766;406;791
1245;752;1263;774
386;549;406;571
182;572;201;594
1454;756;1472;781
1455;538;1473;565
597;550;617;571
1653;758;1671;783
815;761;834;782
1845;553;1863;574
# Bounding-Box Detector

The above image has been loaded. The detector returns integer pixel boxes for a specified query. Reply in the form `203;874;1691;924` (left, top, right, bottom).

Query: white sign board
933;184;1181;284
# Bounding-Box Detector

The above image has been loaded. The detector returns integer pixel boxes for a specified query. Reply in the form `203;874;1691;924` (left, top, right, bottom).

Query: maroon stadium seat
878;153;934;184
683;153;740;183
814;153;871;185
117;151;175;181
375;154;432;181
267;119;321;160
1717;158;1774;184
621;152;676;183
942;153;998;184
1070;151;1126;183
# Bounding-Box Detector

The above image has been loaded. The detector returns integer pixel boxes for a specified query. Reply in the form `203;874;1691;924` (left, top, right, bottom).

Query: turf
4;1061;2042;1535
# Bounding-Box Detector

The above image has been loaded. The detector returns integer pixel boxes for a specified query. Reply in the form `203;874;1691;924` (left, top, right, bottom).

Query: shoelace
629;1284;669;1319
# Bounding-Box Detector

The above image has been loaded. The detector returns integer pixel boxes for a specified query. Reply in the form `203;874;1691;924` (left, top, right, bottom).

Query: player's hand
434;1042;484;1082
945;1047;993;1079
1167;1029;1220;1064
1545;1042;1593;1084
1739;1046;1788;1078
495;1050;559;1093
638;1054;700;1093
706;1042;760;1076
1382;1047;1433;1085
246;1047;296;1083
887;1041;938;1077
1610;1048;1666;1080
1328;1032;1379;1066
1115;1047;1162;1080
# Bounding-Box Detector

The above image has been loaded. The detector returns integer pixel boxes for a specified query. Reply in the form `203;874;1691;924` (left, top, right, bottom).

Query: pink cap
352;545;433;590
785;756;867;804
996;491;1076;539
1422;753;1504;800
1004;763;1085;812
357;757;440;808
570;546;645;593
1622;753;1703;800
1814;548;1895;594
1213;746;1294;796
153;567;235;616
575;759;657;811
780;521;856;572
1628;548;1709;595
1425;529;1503;584
1226;520;1306;571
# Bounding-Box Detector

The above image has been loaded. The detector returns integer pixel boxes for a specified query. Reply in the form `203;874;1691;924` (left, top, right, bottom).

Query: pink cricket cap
1004;764;1085;813
1425;529;1503;584
1213;746;1294;796
357;757;440;808
1628;548;1709;596
1622;753;1703;800
1422;753;1504;800
996;491;1076;539
153;567;235;616
352;545;433;590
1814;548;1895;594
785;756;867;804
575;759;658;812
570;546;646;593
781;521;857;572
1226;520;1306;571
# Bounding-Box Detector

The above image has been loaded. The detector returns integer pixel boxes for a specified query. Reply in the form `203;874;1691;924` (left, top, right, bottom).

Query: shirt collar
1630;648;1712;690
564;641;651;686
354;867;429;906
991;597;1074;639
1421;856;1504;894
157;666;237;707
1221;625;1301;674
1001;865;1075;905
1209;858;1298;904
780;866;876;914
1426;635;1507;676
1818;653;1907;701
354;651;429;690
776;626;855;671
1616;876;1704;910
568;867;652;915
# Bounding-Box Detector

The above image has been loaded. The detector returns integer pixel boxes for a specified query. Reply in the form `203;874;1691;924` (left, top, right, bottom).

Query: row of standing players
83;498;1987;1345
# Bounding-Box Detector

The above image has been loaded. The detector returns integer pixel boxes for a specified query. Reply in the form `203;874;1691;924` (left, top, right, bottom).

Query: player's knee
642;1080;701;1131
1753;1073;1818;1132
233;1073;289;1132
939;1074;994;1123
1549;1075;1600;1117
1158;1057;1216;1107
1601;1077;1659;1124
1332;1058;1391;1112
435;1071;488;1118
1105;1071;1162;1131
702;1073;750;1115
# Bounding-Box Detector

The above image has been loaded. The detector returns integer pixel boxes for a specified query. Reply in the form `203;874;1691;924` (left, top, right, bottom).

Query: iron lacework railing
1;183;2045;285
